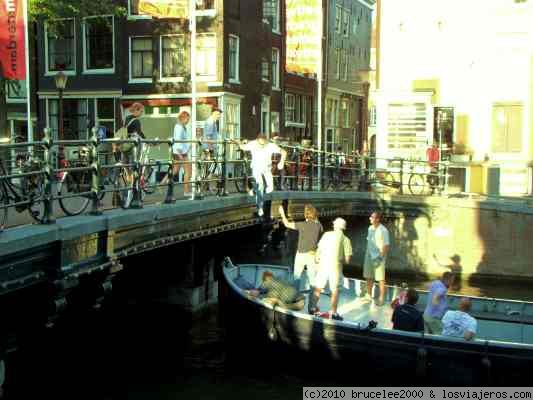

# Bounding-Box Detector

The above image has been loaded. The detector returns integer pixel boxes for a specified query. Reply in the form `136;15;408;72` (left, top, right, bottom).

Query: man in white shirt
238;134;286;217
442;297;477;340
310;218;353;320
363;211;390;306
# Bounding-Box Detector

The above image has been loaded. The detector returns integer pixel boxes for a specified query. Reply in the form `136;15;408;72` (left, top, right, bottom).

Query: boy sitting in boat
391;288;424;332
246;271;305;311
441;297;477;341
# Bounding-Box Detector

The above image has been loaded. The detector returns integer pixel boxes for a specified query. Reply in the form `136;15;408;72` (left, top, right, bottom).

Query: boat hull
221;261;533;385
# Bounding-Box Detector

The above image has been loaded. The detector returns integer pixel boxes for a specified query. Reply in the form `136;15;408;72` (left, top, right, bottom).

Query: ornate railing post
164;138;175;203
193;139;203;200
295;146;300;191
129;137;143;209
399;158;404;195
219;139;228;196
89;127;102;215
41;128;55;224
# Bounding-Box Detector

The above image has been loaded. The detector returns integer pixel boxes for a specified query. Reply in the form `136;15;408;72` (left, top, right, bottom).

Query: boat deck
229;262;533;346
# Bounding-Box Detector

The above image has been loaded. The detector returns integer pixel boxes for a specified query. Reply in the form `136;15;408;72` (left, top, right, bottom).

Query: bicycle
0;151;46;231
232;148;252;194
114;140;157;209
197;147;223;196
57;146;107;216
407;164;441;195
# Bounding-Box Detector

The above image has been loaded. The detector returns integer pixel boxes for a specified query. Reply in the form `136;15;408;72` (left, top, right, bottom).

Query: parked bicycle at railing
197;147;223;196
0;146;46;231
114;139;157;209
231;147;252;194
56;146;108;216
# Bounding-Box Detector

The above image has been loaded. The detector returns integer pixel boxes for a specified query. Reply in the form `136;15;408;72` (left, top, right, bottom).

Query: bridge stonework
1;192;533;324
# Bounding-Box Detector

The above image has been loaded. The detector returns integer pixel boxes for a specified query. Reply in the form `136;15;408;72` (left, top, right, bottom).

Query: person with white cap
309;217;353;320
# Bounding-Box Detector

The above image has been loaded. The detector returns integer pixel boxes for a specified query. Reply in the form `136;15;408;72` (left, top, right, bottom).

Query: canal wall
336;195;533;280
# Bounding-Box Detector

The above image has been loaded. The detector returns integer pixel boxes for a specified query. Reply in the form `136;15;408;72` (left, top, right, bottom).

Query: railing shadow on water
0;130;453;232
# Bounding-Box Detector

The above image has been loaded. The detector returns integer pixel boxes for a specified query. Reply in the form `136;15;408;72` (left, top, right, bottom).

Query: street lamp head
54;71;68;90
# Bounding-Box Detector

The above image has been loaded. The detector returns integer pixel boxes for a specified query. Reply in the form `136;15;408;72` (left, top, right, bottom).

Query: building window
271;111;280;135
49;99;88;140
5;80;26;102
325;128;335;154
225;101;240;159
285;93;295;122
228;35;239;82
491;104;523;153
83;16;114;72
369;105;377;127
96;98;115;135
261;57;269;82
261;96;270;136
335;48;341;79
46;19;75;72
326;99;339;126
341;100;350;128
263;0;280;33
196;33;216;80
343;9;350;36
196;0;215;11
161;35;187;79
130;36;153;80
342;50;348;81
271;48;280;89
335;5;342;33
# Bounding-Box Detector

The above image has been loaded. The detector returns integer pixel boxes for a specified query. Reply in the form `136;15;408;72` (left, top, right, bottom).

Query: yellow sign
286;0;321;74
137;0;188;19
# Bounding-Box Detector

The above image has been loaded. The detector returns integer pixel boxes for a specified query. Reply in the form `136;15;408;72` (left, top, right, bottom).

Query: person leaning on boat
391;288;424;333
423;271;454;334
363;211;390;306
441;297;477;341
278;204;323;291
310;218;353;320
247;271;304;310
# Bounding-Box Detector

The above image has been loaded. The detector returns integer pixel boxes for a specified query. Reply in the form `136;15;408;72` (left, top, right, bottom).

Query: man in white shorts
363;211;390;306
238;134;287;217
309;217;352;320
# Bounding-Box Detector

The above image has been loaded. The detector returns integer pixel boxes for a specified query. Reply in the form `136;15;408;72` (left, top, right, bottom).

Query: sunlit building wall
371;0;533;194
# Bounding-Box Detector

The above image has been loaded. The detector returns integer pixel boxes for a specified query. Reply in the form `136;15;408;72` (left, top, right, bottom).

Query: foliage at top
29;0;127;22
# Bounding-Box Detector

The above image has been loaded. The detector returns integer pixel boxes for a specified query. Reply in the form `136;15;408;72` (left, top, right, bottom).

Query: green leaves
28;0;127;22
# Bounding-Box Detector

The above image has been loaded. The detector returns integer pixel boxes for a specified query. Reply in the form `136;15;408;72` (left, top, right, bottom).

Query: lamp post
54;71;68;159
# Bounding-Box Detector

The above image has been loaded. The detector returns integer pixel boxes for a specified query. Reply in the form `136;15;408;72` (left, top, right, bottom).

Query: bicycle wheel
408;173;426;195
58;172;91;216
27;173;47;222
115;168;132;209
341;168;353;190
0;185;8;231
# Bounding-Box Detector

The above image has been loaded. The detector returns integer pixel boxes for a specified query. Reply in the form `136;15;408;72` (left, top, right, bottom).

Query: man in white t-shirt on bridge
238;134;287;217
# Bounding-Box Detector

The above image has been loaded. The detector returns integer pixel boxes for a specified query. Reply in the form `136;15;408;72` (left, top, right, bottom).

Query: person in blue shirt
201;108;222;153
161;111;192;195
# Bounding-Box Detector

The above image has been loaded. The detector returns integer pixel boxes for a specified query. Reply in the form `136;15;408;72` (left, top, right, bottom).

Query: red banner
0;0;26;79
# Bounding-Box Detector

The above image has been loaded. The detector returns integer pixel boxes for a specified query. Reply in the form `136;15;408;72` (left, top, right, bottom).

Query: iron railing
0;128;451;232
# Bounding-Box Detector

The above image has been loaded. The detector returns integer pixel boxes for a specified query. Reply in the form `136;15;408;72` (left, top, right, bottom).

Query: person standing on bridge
236;134;287;218
363;211;390;306
161;111;192;195
278;204;323;292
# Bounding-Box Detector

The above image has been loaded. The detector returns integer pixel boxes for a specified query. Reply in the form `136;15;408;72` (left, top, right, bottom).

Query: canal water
4;220;533;398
